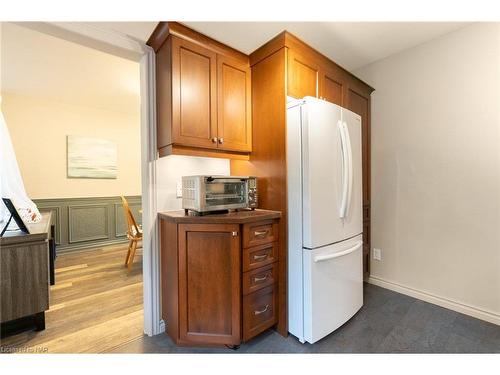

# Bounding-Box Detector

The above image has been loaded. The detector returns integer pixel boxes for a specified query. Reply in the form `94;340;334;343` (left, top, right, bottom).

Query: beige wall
1;23;141;200
2;92;141;199
355;23;500;321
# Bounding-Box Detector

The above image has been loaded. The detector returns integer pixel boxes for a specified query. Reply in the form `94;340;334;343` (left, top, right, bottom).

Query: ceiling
1;23;141;114
1;22;471;112
90;21;469;71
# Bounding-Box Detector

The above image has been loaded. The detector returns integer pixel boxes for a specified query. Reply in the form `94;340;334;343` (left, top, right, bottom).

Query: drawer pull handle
254;304;269;315
254;230;268;237
254;274;269;283
253;254;268;261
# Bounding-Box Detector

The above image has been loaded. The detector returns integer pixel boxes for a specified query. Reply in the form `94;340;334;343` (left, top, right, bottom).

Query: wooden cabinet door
217;55;252;152
319;66;345;106
287;49;319;99
178;223;241;345
171;36;218;149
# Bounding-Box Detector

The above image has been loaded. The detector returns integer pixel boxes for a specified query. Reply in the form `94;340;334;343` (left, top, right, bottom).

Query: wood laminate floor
0;244;143;353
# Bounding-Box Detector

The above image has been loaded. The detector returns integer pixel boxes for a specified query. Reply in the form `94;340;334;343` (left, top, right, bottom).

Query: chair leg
125;240;133;267
127;240;138;271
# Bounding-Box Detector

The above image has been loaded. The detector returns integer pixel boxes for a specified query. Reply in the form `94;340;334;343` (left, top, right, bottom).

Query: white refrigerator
287;96;363;344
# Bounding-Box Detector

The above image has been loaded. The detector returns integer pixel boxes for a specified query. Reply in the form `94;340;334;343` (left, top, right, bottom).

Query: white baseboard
368;276;500;326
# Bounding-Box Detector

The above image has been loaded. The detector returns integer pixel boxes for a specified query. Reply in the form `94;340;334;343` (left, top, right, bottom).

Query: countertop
0;211;52;246
158;209;281;224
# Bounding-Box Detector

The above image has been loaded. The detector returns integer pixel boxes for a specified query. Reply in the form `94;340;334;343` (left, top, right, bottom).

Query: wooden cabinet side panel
156;37;173;149
345;88;370;206
1;242;49;322
160;219;179;342
345;87;371;278
230;48;288;337
177;223;241;345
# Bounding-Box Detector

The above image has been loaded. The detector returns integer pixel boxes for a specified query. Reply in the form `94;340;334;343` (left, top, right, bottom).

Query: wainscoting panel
33;196;142;253
68;204;109;243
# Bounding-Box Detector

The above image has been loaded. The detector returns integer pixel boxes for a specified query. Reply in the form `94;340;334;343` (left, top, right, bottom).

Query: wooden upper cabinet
149;22;252;159
178;223;241;345
171;37;218;149
319;66;345;106
287;49;319;99
217;55;252;152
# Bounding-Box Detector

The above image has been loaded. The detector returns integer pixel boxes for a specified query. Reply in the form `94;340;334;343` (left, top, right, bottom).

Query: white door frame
15;22;162;336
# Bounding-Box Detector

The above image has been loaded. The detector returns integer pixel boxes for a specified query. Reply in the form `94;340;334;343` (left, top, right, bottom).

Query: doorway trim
15;22;162;336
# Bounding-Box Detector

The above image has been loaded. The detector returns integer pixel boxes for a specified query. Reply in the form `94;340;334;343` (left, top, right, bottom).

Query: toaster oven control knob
248;188;257;207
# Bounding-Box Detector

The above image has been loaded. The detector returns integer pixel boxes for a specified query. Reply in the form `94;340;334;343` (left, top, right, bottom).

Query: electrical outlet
176;182;183;198
373;248;382;261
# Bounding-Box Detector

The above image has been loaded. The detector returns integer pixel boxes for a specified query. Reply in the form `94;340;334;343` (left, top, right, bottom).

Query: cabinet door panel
178;223;241;345
320;67;344;106
217;55;252;152
287;49;319;99
172;37;217;148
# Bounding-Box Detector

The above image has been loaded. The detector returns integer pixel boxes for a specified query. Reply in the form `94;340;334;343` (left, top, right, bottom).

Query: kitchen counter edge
158;209;281;224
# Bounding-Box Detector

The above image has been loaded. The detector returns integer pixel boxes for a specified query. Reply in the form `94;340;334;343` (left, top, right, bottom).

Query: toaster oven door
203;178;248;211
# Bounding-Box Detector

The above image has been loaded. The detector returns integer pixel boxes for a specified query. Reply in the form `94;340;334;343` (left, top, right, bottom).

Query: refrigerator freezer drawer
302;235;363;344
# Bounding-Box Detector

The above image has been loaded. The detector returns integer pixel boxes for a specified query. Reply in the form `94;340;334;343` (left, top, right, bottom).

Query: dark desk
0;212;53;335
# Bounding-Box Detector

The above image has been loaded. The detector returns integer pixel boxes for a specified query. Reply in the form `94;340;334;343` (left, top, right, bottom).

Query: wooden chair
121;196;142;271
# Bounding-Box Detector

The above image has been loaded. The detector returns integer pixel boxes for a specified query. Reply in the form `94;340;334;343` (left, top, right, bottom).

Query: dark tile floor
109;284;500;353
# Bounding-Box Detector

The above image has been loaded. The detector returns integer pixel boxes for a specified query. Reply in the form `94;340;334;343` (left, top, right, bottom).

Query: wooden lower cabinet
160;210;281;347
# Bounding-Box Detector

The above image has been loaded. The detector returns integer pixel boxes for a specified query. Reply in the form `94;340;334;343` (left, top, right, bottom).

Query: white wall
155;155;230;212
355;23;500;323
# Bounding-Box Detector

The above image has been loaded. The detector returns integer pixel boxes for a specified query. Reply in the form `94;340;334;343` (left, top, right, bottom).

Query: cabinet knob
218;137;224;144
232;231;238;237
212;137;218;143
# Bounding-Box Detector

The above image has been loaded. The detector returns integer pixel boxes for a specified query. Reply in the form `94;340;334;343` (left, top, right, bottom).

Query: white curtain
0;96;41;224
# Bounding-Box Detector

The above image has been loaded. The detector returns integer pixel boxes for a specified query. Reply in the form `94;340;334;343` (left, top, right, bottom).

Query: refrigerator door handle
338;120;348;219
343;121;353;219
313;241;363;263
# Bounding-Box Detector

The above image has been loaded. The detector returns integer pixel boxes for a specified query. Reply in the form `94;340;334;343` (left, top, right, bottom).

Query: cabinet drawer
242;285;278;341
243;242;278;272
243;263;277;295
243;220;278;248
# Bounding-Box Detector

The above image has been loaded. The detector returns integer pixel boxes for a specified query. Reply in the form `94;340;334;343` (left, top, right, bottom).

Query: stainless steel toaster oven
182;175;258;213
